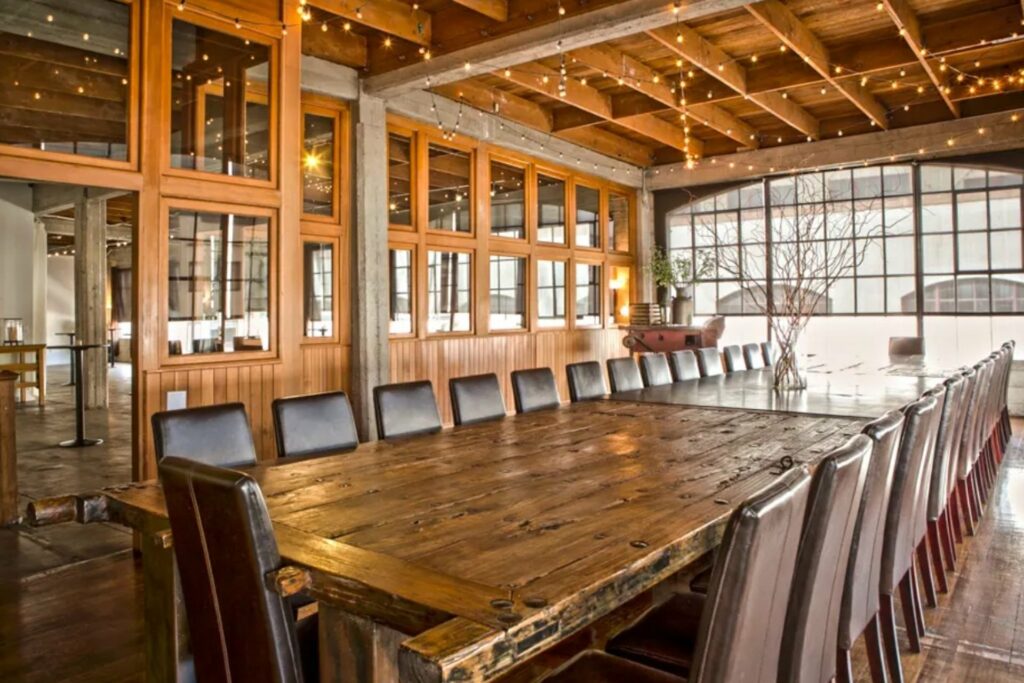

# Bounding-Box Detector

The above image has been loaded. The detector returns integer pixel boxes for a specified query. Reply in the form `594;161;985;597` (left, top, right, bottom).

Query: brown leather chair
837;410;905;683
743;343;766;370
878;393;939;682
511;367;561;414
159;457;318;683
911;386;946;610
566;362;607;403
272;391;359;459
668;350;700;381
722;345;746;373
607;357;644;393
955;362;990;536
779;434;872;683
152;403;257;468
696;347;724;377
373;380;442;440
603;467;812;681
640;353;673;387
450;373;507;425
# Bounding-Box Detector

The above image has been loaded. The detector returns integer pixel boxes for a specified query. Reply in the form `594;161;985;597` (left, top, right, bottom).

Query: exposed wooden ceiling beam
647;25;819;139
503;63;703;156
307;0;431;47
452;0;507;22
879;0;958;117
568;44;758;148
362;0;750;96
745;0;889;129
301;19;368;69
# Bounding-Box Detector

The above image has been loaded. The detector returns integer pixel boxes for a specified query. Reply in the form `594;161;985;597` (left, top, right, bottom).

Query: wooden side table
0;343;46;405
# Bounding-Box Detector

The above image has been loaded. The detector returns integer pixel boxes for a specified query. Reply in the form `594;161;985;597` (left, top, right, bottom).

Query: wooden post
0;370;18;526
74;193;109;409
141;532;192;683
318;604;407;682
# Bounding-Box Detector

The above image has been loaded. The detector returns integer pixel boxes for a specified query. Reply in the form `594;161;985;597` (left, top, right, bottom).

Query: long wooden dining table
28;370;933;683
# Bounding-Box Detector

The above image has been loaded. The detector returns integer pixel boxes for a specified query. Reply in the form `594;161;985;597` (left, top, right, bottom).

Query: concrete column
636;188;656;304
349;89;389;440
74;194;108;409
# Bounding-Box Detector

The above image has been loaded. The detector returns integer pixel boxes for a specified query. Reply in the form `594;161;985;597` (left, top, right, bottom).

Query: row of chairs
543;341;1015;683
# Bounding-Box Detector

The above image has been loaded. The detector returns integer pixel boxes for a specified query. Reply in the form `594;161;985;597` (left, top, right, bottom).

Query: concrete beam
386;89;644;188
41;216;132;242
32;185;126;216
300;55;360;101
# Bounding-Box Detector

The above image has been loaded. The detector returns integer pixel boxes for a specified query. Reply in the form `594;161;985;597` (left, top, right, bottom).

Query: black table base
50;343;105;449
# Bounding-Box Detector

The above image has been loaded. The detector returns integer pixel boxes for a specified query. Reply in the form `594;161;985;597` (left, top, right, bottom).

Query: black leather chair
272;391;359;459
779;434;872;683
566;362;607;402
639;353;673;387
761;341;775;366
152;403;257;468
449;373;507;426
511;368;561;414
373;380;442;440
607;357;644;393
600;466;812;681
743;343;766;370
668;350;700;381
837;410;905;683
722;345;746;373
696;347;724;377
159;457;318;683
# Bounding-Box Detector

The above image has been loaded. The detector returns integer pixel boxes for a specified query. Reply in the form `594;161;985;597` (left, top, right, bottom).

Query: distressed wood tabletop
69;400;867;681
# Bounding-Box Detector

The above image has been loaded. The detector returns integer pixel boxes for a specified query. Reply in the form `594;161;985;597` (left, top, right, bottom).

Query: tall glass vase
773;331;807;391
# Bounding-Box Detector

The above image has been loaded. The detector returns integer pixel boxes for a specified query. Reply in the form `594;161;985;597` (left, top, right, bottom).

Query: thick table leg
318;605;407;683
141;535;194;683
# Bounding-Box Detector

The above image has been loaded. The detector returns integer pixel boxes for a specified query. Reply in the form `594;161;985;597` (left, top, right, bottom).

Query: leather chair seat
606;592;706;678
543;651;685;683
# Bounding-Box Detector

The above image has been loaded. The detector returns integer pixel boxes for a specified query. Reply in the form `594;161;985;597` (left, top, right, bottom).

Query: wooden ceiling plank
745;0;889;129
432;80;554;132
301;21;368;68
748;91;820;138
880;0;959;117
452;0;508;22
555;126;655;167
616;113;704;156
307;0;431;47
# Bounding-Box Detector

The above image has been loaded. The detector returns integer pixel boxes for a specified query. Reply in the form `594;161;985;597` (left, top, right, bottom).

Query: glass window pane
957;232;988;271
715;190;739;211
694;282;716;315
303;242;333;337
769;177;795;205
990;188;1021;229
388;133;412;225
824;170;852;200
170;20;270;179
954;167;987;190
887;276;916;313
856;239;884;276
922;234;953;274
427;250;471;332
988;170;1023;188
883;166;912;196
921;193;953;233
167;210;270;354
853;200;883;238
717;212;740;244
0;0;131;160
853;167;882;198
796;173;825;204
956;191;988;231
991;274;1024;312
489;255;526;330
608;192;631;252
389;249;413;335
771;206;797;241
884;195;913;235
740;183;764;208
829;278;855;313
575;184;599;247
922;276;956;312
826;202;853;239
575;263;601;325
668;213;692;250
427;144;471;232
857;277;885;313
990;230;1022;270
740;209;765;244
302;113;334;216
956;275;990;313
695;214;716;245
921;165;951;192
886;235;915;275
609;266;631;325
491;160;525;239
537;174;565;243
537;260;566;328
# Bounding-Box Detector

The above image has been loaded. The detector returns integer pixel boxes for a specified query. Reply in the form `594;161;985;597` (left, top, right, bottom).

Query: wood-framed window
388;244;416;337
574;182;601;250
574;260;603;328
301;237;338;341
0;0;140;170
489;156;527;240
301;105;346;222
166;11;278;186
426;248;473;334
536;258;567;329
489;253;527;331
160;198;276;364
388;128;415;229
608;190;633;254
537;170;568;245
426;140;474;235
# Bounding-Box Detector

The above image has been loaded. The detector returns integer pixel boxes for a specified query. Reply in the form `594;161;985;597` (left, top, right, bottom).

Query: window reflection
303;242;333;337
608;193;630;252
491;161;525;239
538;260;566;328
575;263;600;326
427;250;471;332
575;185;599;248
302;113;334;216
489;255;525;330
537;174;565;243
389;248;413;335
389;133;412;225
427;144;471;232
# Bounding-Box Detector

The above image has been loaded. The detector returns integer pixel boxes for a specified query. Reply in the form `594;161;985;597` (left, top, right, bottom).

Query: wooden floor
1;421;1023;682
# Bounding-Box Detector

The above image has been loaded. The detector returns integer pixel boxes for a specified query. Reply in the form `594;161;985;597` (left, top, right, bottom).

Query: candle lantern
2;318;24;345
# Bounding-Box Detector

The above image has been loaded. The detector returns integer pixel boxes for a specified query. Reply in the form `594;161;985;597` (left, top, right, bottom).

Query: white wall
46;255;76;366
0;183;43;342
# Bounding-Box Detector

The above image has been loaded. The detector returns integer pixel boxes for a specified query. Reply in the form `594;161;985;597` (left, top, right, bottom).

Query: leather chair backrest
912;386;945;543
963;360;993;469
697;347;724;377
639;353;673;387
450;373;507;425
511;368;561;413
926;374;967;521
743;343;766;370
688;467;812;683
723;345;747;373
373;380;442;440
152;403;257;468
606;357;644;393
838;410;904;650
779;434;872;683
273;391;359;459
761;341;775;366
159;457;306;683
955;367;980;480
669;350;701;381
566;362;607;403
880;394;938;594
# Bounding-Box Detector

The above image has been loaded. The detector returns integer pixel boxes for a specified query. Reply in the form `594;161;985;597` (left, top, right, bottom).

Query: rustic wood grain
0;371;17;525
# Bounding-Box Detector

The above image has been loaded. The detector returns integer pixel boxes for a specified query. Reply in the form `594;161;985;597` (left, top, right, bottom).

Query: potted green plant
646;246;677;316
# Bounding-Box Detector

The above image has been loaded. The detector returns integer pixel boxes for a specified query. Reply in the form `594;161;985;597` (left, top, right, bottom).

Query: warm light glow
619;304;630;317
303;152;320;171
610;278;625;291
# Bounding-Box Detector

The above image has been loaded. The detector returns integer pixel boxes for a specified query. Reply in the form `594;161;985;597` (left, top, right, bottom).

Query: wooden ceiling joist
568;44;758;148
745;0;889;129
307;0;431;47
301;20;368;68
452;0;507;23
879;0;958;117
647;24;819;139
